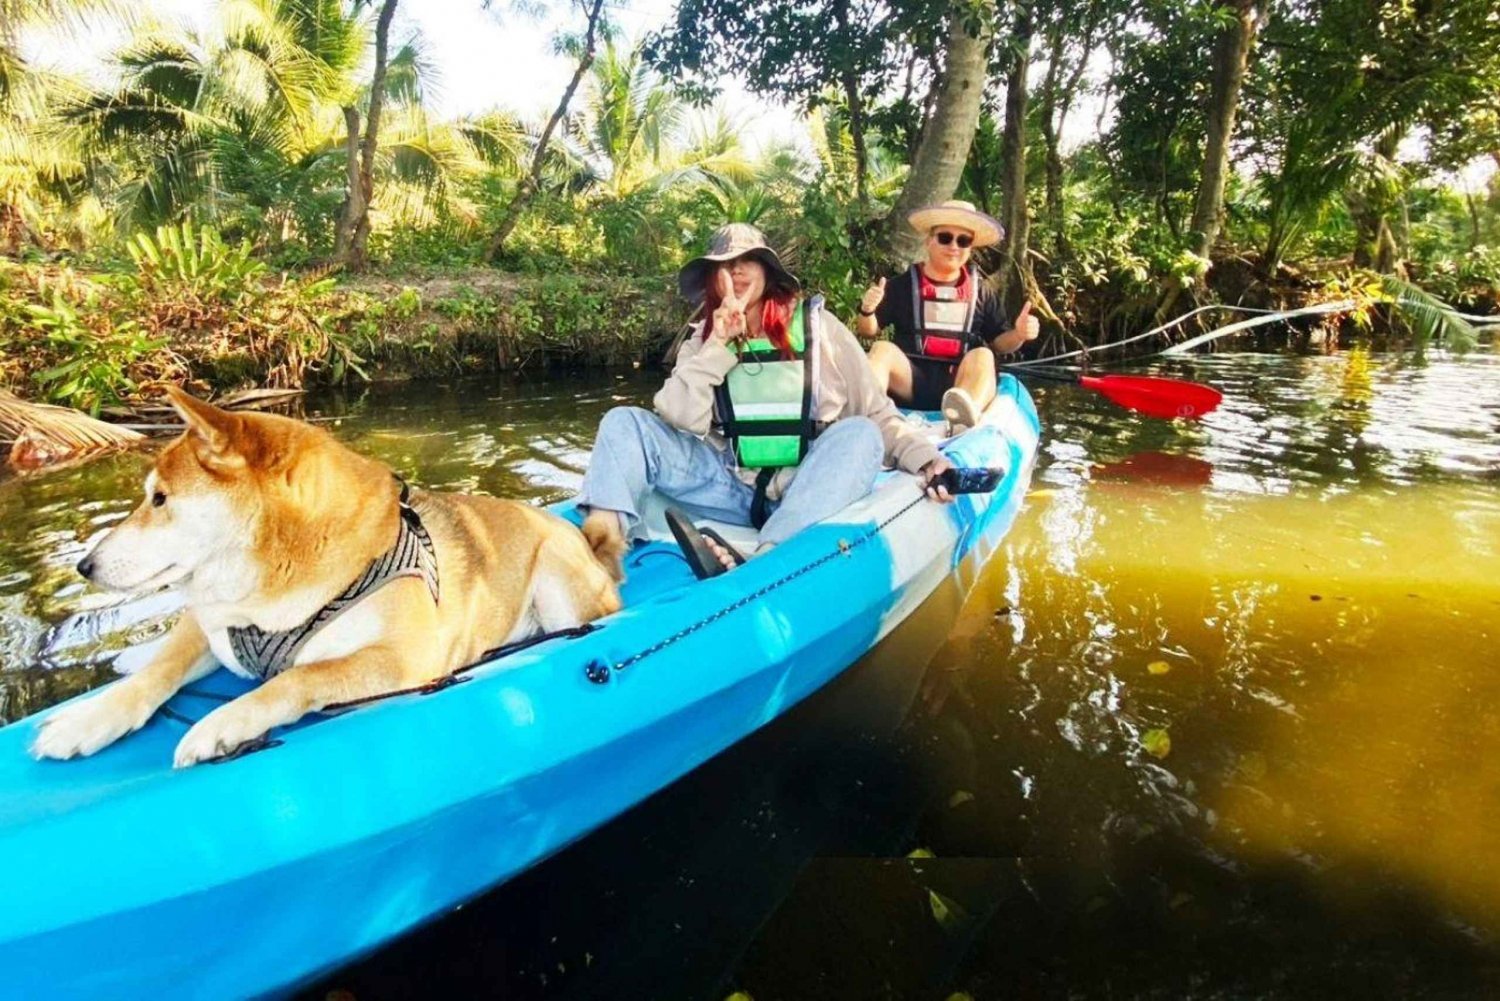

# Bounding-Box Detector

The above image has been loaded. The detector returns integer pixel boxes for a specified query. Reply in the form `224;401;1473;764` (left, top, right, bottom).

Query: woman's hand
859;277;887;317
921;455;956;504
709;268;747;346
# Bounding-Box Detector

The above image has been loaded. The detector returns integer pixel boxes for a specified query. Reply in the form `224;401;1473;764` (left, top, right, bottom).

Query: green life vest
713;296;822;470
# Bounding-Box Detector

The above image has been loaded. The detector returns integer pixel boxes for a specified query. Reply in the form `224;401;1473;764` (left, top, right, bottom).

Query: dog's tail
581;510;627;583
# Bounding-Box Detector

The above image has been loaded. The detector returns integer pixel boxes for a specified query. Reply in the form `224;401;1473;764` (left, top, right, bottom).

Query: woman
856;200;1040;432
579;223;955;580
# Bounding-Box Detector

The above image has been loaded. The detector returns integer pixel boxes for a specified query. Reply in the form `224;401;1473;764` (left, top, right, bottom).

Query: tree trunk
1039;4;1098;262
487;0;608;262
1188;0;1260;263
333;0;398;270
844;70;869;205
332;106;363;263
1351;128;1404;273
832;0;868;206
883;0;996;264
993;4;1035;316
1038;26;1065;262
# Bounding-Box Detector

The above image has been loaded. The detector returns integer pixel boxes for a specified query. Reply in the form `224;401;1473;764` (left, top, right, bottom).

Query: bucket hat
678;223;800;302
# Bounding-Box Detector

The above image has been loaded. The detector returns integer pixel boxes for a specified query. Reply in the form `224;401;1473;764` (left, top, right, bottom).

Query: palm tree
61;2;498;250
569;38;688;200
0;0;123;248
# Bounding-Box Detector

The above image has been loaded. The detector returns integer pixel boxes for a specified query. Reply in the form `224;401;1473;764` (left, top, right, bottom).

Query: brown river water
2;351;1498;998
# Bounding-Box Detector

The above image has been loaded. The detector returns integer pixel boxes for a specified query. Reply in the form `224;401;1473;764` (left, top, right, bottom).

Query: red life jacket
908;265;980;363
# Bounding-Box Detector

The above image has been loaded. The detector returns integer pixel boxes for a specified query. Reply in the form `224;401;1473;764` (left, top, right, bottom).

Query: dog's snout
76;555;96;580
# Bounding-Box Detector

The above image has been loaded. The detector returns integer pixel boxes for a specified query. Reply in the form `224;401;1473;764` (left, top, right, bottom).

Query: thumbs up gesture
1014;301;1039;341
859;277;887;316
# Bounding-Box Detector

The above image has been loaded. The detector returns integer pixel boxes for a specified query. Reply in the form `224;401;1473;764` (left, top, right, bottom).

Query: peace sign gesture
709;267;748;346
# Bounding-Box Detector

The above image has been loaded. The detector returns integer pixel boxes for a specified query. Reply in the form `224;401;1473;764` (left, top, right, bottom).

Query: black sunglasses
933;231;974;248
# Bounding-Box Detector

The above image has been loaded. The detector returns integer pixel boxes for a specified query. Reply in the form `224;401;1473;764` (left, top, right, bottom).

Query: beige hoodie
653;306;943;501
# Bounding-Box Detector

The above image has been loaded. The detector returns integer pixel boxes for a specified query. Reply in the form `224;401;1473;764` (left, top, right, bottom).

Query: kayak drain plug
585;660;612;685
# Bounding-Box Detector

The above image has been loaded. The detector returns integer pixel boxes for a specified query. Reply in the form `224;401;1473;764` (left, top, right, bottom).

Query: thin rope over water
1160;300;1357;355
1011;300;1357;367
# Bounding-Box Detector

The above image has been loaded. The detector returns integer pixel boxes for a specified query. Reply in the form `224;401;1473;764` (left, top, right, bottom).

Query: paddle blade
1078;374;1223;420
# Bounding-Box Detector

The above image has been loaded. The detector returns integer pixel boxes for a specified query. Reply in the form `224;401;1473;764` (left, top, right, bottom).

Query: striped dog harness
227;489;439;681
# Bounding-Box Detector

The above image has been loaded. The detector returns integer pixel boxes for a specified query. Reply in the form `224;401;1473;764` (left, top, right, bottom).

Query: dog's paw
173;703;269;768
31;684;154;760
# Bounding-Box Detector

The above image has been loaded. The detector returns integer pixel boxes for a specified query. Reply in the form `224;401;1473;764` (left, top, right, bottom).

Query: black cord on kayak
586;488;932;684
193;623;601;763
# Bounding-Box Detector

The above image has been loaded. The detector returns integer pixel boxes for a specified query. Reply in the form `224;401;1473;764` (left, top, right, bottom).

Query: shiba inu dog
31;388;621;767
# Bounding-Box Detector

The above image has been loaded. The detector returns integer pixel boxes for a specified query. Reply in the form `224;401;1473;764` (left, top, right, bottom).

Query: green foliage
1378;275;1479;354
1417;246;1500;309
23;284;165;414
127;221;267;300
1;0;1497;404
784;179;884;319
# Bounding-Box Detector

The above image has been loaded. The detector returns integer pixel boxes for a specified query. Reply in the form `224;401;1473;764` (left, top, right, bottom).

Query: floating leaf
1147;660;1172;675
948;790;975;808
907;847;936;859
724;993;754;1001
928;889;969;932
1142;729;1172;759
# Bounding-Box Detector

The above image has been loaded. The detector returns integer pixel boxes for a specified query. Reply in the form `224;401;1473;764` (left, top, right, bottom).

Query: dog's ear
164;387;243;464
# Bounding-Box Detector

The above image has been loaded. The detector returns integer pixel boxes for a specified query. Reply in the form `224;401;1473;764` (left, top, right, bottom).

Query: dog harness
227;482;439;681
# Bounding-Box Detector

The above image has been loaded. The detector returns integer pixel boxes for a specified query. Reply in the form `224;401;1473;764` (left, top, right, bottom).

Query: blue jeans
577;407;884;547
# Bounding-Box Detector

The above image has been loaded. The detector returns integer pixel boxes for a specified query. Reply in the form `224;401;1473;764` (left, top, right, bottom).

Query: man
856;199;1040;431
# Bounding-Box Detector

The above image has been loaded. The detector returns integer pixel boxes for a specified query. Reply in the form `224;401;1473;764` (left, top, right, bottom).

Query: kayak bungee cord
583;486;937;684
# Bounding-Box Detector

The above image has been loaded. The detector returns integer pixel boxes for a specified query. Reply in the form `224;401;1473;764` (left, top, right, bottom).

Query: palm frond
1381;274;1479;352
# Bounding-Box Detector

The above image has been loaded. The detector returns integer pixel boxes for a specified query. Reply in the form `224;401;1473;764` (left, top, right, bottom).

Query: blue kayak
0;376;1040;1000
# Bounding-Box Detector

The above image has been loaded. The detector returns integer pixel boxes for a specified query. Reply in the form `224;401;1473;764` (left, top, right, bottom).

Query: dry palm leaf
1;390;144;471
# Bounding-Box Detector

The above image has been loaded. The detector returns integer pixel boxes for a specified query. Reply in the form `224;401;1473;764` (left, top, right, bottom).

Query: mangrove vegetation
1;0;1498;417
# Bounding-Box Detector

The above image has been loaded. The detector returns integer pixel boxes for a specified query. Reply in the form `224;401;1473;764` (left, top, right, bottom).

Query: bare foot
702;534;741;573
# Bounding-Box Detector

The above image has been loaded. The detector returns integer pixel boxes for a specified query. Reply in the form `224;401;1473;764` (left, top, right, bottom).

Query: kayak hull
0;377;1040;999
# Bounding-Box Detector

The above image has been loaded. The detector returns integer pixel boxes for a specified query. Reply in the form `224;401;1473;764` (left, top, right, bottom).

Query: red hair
700;282;799;360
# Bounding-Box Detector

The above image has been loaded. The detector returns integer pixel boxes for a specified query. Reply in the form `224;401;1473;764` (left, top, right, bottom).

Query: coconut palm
62;2;503;248
0;0;124;247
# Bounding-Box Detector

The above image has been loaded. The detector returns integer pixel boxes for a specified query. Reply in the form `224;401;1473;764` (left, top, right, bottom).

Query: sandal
665;506;747;580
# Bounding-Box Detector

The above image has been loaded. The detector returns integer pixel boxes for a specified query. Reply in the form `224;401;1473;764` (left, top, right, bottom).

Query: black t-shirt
872;266;1021;360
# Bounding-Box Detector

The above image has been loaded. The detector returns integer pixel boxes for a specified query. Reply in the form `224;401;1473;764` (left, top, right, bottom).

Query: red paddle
1011;367;1223;419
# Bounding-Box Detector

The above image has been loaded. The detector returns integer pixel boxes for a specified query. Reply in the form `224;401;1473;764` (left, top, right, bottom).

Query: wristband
858;307;877;317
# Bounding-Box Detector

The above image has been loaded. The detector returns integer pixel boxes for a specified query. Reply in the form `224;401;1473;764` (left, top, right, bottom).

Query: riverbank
0;254;681;416
2;247;1495;420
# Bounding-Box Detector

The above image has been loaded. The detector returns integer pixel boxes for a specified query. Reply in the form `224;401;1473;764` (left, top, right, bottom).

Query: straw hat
907;199;1004;248
678;223;801;302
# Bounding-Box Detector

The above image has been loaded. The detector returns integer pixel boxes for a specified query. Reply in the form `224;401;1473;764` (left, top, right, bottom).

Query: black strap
394;473;421;528
798;299;817;460
750;467;776;529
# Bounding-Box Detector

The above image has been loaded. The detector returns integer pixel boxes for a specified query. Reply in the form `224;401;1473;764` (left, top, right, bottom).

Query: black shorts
903;359;956;411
